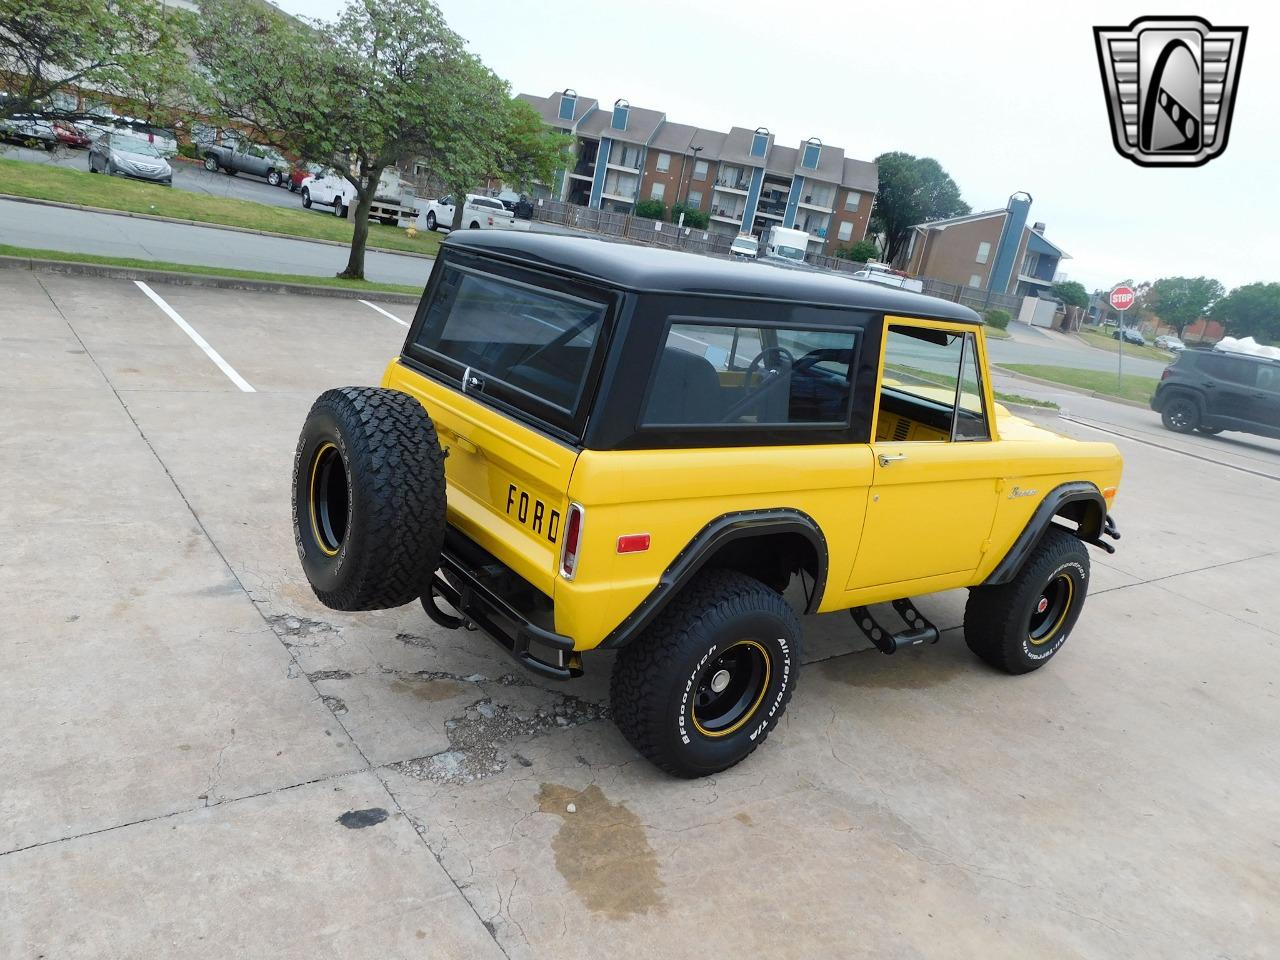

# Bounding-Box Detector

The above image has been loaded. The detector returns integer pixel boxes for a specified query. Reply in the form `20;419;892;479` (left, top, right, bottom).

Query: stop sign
1110;286;1135;311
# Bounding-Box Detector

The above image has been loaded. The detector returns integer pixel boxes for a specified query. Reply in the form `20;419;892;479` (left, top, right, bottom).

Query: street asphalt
4;273;1279;958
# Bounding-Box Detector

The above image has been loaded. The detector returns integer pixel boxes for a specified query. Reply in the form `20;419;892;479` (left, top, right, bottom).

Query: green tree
869;151;969;265
1149;276;1224;338
1211;283;1280;343
1052;280;1089;309
634;198;664;220
835;239;879;262
0;0;189;122
670;203;708;230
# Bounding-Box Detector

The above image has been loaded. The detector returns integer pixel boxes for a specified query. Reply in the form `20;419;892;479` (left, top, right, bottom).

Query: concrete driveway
2;273;1277;958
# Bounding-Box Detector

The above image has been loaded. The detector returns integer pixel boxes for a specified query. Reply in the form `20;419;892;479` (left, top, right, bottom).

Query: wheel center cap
709;669;731;694
1037;597;1049;614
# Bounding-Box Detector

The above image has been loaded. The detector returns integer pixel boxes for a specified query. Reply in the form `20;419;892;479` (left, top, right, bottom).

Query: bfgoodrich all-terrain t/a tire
963;527;1090;675
292;387;445;611
610;570;801;778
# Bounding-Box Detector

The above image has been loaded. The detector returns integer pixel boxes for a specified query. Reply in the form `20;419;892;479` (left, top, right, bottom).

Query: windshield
776;245;805;261
112;136;161;158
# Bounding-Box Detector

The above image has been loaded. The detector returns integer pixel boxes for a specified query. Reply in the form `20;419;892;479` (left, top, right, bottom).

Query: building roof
911;208;1007;232
578;102;666;146
648;121;697;153
442;231;981;323
839;158;878;193
719;126;774;168
1026;229;1070;259
516;91;598;129
688;128;727;161
794;142;845;183
765;145;798;176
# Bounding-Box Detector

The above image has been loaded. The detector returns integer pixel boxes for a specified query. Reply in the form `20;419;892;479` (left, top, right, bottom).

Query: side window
642;322;857;427
1199;354;1256;386
877;325;989;442
1257;365;1280;392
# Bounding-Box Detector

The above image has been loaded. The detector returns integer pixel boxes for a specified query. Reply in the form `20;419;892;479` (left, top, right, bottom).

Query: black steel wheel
1161;396;1199;433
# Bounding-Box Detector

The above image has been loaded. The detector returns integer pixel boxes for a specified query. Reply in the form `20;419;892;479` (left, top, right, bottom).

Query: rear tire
425;211;437;231
267;169;281;186
292;387;446;611
1161;396;1199;433
335;201;348;218
610;570;801;778
964;527;1089;675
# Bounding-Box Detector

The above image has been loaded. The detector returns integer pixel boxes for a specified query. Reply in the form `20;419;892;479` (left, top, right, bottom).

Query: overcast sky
272;0;1275;294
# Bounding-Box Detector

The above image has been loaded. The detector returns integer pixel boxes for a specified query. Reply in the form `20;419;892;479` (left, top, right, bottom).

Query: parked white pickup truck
421;194;514;232
300;169;418;226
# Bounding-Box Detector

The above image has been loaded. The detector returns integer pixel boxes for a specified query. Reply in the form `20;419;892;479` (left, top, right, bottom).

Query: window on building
642;321;857;427
693;160;708;181
802;138;821;169
969;274;983;288
751;129;769;158
878;326;989;442
838;221;853;242
612;99;630;131
558;90;577;122
976;241;991;264
650;182;665;201
656;152;671;172
844;191;860;212
686;190;703;208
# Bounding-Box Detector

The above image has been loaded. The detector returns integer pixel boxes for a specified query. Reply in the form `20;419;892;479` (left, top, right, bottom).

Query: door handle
878;453;908;467
1201;382;1216;388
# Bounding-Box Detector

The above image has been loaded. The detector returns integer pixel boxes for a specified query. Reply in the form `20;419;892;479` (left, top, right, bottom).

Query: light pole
677;145;703;230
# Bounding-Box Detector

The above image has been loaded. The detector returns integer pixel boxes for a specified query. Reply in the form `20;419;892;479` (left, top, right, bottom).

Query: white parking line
133;281;255;392
358;299;409;327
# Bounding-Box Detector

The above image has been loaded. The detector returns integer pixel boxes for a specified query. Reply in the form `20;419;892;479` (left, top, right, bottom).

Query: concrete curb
0;254;422;304
992;365;1151;410
0;193;436;261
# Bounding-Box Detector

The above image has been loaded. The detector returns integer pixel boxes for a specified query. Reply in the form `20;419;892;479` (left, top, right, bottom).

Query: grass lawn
1077;327;1174;363
0;243;424;296
0;157;442;258
885;362;1058;410
984;325;1012;340
1001;364;1159;404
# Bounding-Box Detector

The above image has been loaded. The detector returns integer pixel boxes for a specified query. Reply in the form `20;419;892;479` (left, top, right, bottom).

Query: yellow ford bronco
292;231;1123;777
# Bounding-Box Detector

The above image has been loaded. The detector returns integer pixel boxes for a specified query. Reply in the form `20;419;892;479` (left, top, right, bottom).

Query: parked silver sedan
87;132;172;186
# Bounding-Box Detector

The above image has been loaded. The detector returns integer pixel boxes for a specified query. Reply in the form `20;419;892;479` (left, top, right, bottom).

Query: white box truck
759;225;809;262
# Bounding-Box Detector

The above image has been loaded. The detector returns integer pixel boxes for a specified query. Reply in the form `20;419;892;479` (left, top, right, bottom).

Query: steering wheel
721;346;795;422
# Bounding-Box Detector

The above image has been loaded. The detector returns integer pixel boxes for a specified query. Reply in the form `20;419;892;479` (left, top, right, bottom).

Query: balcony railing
714;177;750;191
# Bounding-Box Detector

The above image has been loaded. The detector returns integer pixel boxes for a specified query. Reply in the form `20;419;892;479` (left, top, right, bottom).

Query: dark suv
1152;348;1280;439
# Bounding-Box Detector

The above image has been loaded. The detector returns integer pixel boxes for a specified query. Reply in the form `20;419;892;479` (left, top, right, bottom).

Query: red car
53;121;91;149
288;162;325;191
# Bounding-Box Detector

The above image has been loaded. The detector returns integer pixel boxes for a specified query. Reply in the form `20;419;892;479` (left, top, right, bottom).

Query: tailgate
384;362;577;596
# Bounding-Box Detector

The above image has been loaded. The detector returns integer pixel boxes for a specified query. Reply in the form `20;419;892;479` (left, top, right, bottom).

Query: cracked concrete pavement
2;272;1278;958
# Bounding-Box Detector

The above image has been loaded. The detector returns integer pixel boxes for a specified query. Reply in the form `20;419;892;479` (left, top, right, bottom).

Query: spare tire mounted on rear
292;386;446;611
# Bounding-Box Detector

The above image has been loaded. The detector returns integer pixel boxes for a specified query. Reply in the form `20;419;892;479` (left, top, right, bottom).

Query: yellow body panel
382;312;1122;653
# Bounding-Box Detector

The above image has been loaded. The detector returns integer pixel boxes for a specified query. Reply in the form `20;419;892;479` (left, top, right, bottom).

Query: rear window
410;264;609;434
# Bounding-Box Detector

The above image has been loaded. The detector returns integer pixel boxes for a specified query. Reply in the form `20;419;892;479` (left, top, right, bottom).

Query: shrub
177;142;199;160
983;308;1012;330
634;199;665;221
835;239;879;262
670;203;709;230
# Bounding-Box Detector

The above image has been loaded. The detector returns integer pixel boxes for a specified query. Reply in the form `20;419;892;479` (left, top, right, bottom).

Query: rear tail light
559;503;584;580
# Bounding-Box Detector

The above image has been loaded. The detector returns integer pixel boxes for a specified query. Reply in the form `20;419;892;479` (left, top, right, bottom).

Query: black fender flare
1153;386;1205;415
598;508;828;649
984;482;1108;585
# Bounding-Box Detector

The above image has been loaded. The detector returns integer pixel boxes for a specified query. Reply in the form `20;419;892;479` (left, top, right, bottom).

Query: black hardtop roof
444;231;982;324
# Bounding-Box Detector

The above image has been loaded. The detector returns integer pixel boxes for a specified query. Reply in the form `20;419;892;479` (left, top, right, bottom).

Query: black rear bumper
429;532;580;680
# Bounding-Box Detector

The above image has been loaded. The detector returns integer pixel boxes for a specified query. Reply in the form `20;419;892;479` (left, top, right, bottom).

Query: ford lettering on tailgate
505;483;560;543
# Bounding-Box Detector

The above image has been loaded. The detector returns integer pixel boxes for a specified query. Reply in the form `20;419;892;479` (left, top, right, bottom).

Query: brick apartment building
901;192;1071;298
517;89;878;259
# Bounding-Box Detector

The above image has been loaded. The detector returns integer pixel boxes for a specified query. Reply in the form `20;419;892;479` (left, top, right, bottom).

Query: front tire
1161;396;1199;433
292;387;446;611
610;570;801;778
301;187;312;209
964;527;1089;674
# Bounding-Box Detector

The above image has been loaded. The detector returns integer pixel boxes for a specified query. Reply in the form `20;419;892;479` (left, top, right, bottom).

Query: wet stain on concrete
268;614;338;648
337;807;388;829
308;670;354;682
321;694;348;715
735;811;754;826
819;645;966;690
390;678;468;702
536;783;666;920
